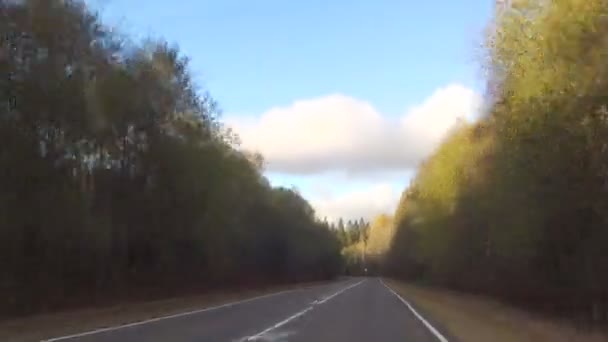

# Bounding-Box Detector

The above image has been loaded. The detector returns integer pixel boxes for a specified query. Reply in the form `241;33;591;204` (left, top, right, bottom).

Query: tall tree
384;0;608;325
0;0;342;317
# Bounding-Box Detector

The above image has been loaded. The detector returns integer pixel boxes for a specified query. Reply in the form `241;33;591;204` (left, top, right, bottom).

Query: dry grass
385;280;607;342
0;280;330;342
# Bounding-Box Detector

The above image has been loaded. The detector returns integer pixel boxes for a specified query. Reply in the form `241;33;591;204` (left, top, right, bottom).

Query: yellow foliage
386;1;608;322
366;213;394;255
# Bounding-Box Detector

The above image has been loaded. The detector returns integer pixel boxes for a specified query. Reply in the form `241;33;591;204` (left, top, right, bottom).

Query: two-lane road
43;278;448;342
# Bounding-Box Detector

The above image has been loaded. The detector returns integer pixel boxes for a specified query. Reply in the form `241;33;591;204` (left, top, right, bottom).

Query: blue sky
89;0;494;221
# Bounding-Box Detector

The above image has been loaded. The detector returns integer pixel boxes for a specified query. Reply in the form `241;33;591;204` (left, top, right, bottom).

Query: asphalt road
44;278;447;342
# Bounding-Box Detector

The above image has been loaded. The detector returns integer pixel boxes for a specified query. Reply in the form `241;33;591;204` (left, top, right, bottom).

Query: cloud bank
310;181;403;222
226;84;481;175
226;84;481;221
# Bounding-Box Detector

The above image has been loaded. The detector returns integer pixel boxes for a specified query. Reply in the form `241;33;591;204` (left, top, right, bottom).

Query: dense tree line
325;217;370;275
326;216;398;276
328;217;369;249
0;0;341;317
384;0;608;325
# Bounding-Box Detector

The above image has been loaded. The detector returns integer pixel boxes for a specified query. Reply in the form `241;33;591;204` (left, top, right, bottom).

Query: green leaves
0;0;341;316
386;0;608;323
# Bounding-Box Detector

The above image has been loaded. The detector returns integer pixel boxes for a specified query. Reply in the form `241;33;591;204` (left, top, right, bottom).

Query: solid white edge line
380;279;449;342
244;278;366;341
41;281;346;342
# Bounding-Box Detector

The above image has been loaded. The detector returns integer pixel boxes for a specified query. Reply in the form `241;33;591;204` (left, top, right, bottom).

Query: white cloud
401;85;481;149
310;182;402;222
266;171;413;222
226;84;481;175
227;84;481;220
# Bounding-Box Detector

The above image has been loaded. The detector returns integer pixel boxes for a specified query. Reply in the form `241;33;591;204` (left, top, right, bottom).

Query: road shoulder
384;279;607;342
380;279;454;342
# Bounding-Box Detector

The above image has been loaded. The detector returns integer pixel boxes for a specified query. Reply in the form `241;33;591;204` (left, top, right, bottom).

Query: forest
0;0;342;317
383;0;608;326
4;0;608;329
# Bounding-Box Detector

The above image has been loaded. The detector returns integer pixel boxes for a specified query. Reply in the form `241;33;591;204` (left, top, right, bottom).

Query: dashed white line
245;306;313;341
314;279;365;305
41;284;324;342
380;279;449;342
243;279;366;341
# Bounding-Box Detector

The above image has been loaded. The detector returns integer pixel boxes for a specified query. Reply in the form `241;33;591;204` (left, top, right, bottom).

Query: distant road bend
43;278;449;342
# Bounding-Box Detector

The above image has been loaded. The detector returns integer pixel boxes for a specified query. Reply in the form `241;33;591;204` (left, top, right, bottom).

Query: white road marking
243;279;366;341
314;279;364;305
243;330;295;342
380;279;449;342
245;306;314;341
41;283;335;342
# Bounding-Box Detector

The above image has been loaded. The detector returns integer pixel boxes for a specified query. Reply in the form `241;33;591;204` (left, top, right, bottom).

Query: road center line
244;279;366;341
244;306;313;341
380;279;449;342
313;279;364;305
41;282;334;342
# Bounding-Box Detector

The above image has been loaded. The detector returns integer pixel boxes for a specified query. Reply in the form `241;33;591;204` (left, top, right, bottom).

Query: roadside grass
385;279;607;342
0;280;334;342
